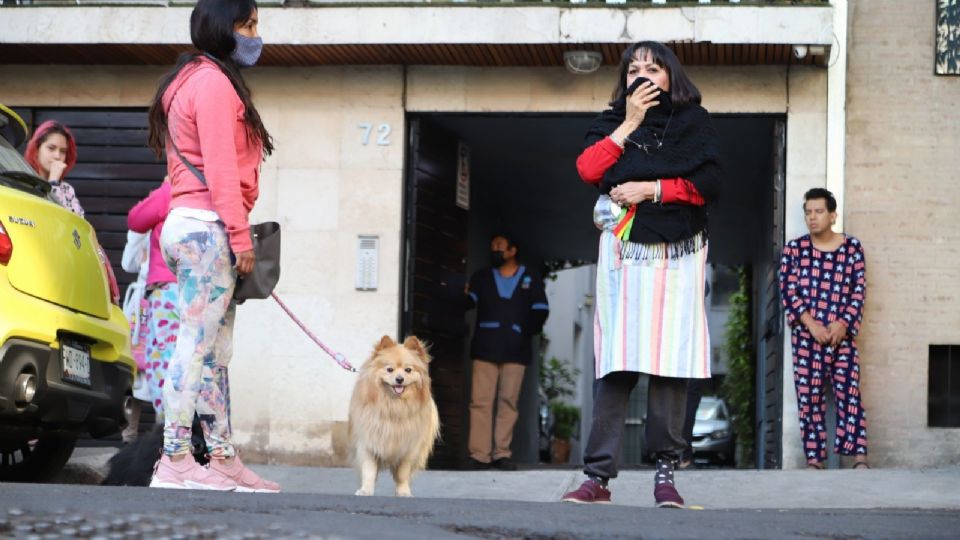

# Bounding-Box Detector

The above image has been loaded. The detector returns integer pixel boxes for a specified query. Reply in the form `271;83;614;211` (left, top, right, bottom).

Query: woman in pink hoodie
145;0;279;493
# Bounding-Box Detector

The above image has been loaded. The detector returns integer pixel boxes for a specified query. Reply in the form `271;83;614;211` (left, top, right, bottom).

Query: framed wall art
937;0;960;75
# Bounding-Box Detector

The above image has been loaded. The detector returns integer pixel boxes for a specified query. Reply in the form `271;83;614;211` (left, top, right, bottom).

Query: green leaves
720;267;755;467
550;401;581;440
540;355;581;403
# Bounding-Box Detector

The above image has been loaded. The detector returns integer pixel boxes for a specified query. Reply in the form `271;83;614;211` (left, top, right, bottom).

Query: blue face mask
231;32;263;68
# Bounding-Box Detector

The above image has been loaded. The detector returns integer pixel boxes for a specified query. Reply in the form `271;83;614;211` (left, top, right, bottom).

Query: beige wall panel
275;106;344;170
277;168;341;233
247;67;346;103
688;66;788;113
407;65;788;114
337;169;404;234
0;65;163;106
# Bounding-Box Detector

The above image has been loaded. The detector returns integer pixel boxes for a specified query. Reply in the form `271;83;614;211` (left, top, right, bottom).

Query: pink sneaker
208;454;281;493
149;454;237;491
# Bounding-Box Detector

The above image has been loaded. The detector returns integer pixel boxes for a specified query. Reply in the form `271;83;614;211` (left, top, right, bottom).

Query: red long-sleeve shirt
576;137;705;206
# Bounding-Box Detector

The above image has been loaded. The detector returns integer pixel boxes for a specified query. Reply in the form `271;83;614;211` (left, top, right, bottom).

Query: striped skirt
593;228;711;380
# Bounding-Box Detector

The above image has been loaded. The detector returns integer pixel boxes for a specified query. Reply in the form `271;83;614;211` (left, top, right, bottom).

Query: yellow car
0;105;135;482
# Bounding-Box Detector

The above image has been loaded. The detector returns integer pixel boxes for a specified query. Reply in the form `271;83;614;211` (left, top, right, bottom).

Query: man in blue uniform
465;233;549;470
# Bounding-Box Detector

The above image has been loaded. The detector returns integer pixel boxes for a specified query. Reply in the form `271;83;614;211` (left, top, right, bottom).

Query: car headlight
710;430;729;440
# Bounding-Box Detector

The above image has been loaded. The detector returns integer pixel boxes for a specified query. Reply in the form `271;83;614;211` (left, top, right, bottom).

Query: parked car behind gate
637;394;736;467
690;396;736;466
0;104;135;482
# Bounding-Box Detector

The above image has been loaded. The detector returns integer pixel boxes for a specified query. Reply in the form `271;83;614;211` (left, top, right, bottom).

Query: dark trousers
681;378;706;462
583;372;688;480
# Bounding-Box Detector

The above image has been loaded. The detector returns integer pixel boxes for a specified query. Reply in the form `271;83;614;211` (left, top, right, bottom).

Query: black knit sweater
584;78;722;246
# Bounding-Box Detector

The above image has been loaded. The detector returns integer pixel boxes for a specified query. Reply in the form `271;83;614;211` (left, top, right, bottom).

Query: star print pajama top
778;234;868;463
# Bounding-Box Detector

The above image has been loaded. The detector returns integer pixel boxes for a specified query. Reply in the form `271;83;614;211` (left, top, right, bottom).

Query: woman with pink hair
24;120;121;304
24;120;85;217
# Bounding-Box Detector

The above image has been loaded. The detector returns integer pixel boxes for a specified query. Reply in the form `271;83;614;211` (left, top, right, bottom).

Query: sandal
806;462;825;470
852;461;871;470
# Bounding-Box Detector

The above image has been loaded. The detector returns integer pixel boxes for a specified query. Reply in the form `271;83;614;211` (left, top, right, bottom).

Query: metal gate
401;118;470;469
755;118;786;469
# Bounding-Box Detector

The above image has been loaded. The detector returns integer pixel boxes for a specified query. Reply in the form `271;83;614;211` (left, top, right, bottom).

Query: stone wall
843;0;960;467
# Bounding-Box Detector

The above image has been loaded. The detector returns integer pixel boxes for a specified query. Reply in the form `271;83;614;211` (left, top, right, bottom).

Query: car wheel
0;432;78;483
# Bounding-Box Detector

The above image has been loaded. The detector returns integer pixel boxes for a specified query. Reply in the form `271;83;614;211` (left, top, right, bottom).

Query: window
928;345;960;427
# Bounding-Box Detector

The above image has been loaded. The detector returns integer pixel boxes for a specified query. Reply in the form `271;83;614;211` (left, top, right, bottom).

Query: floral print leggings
142;283;179;417
160;214;237;458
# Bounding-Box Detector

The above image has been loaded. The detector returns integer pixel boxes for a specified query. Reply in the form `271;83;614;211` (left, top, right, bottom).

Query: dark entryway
403;112;787;469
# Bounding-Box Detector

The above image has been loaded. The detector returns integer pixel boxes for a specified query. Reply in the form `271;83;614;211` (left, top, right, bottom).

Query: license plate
61;340;91;387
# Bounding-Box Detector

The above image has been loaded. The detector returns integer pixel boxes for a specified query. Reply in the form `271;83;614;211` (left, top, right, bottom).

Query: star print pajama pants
790;328;868;464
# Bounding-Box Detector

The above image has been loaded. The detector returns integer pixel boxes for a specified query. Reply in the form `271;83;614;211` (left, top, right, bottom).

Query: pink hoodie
161;57;262;253
127;182;176;287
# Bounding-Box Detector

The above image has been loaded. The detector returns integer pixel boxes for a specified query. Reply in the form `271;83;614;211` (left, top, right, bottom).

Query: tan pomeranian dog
349;335;440;497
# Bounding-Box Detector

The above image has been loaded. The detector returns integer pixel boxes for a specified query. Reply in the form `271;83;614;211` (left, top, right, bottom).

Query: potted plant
539;353;581;464
549;401;581;464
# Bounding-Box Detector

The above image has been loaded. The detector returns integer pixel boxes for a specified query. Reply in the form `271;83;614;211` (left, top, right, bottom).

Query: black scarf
584;78;722;245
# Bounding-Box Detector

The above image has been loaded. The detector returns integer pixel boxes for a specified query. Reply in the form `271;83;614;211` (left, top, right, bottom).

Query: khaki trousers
468;359;526;463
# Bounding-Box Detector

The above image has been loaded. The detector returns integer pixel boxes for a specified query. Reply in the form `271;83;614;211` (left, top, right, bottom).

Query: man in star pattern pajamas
778;188;870;469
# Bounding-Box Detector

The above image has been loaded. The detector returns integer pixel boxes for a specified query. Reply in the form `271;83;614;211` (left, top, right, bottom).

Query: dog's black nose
395;375;405;384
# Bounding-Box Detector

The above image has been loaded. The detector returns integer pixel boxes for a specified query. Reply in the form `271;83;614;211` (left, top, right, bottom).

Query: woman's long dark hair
148;0;273;158
609;41;701;108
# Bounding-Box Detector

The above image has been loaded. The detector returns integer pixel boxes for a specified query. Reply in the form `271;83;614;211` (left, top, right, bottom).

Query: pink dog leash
270;292;357;372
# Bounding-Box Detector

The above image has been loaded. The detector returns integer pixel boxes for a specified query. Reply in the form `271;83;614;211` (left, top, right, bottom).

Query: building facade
1;0;956;469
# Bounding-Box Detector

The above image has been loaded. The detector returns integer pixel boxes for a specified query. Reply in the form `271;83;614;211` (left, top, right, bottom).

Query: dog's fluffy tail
101;416;208;487
101;426;163;486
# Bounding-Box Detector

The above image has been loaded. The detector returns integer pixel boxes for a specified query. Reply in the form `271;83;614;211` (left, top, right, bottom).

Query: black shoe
463;458;491;471
492;458;517;471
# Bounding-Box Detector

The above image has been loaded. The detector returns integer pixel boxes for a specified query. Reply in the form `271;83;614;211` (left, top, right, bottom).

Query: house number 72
358;123;392;146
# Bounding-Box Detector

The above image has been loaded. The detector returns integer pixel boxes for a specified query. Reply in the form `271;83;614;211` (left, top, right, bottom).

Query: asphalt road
1;482;958;540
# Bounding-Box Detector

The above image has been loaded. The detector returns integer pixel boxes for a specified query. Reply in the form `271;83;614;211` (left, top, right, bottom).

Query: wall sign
456;142;470;210
358;123;392;145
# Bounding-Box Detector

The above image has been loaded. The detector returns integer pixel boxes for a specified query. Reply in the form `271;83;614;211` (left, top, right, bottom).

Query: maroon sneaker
561;479;611;504
654;483;685;509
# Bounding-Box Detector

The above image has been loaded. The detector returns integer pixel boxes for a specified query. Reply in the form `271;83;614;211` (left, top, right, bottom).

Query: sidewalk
67;448;960;510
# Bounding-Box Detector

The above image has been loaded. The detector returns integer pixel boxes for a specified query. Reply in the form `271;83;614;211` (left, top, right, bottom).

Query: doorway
401;113;786;469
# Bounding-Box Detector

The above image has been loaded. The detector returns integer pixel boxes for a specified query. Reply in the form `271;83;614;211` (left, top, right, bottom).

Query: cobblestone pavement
2;482;960;540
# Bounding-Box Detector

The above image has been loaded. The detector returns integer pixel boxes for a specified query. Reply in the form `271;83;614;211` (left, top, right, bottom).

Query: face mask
231;32;263;68
490;250;506;268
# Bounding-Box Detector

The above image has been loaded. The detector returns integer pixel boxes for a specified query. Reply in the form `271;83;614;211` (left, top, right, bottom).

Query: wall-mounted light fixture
793;44;827;60
564;50;603;75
